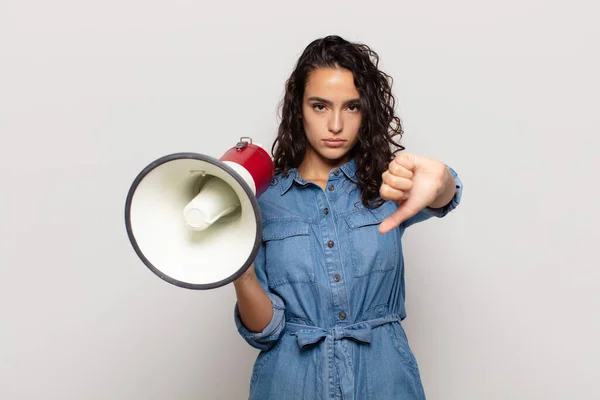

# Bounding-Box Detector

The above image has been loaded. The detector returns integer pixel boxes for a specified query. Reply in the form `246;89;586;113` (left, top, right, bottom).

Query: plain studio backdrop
1;1;598;399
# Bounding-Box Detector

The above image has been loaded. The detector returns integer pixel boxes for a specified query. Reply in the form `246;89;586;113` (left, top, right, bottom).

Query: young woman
232;35;463;400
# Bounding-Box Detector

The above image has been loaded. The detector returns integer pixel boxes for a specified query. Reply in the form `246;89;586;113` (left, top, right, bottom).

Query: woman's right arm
233;264;274;333
233;244;286;351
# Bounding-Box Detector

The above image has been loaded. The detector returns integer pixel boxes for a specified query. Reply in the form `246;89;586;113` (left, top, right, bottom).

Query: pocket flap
262;219;311;241
344;202;398;229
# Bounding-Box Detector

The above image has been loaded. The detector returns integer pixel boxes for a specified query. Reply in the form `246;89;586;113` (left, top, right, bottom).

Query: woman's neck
297;147;350;189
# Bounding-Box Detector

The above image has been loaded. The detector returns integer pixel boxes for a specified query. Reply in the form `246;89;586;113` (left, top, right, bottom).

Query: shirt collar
339;158;358;183
279;158;358;195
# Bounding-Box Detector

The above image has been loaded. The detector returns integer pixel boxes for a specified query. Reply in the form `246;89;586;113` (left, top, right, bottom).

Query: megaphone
124;137;274;290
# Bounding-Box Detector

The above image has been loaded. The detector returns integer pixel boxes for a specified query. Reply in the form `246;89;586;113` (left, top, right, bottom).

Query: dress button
333;274;341;282
324;208;329;215
328;184;335;191
327;240;334;248
333;169;340;176
339;312;347;320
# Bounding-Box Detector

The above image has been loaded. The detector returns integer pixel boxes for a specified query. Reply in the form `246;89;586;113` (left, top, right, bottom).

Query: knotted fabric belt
284;313;401;348
282;314;403;399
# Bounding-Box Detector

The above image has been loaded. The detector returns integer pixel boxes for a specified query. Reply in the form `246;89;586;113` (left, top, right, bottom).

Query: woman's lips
323;139;346;148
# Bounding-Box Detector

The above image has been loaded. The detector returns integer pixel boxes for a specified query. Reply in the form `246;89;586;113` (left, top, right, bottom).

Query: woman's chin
319;147;351;162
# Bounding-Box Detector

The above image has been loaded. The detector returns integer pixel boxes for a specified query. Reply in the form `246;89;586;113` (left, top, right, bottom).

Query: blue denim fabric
234;158;463;399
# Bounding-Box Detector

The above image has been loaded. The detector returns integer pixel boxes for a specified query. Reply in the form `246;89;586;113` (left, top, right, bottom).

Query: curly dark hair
271;35;404;208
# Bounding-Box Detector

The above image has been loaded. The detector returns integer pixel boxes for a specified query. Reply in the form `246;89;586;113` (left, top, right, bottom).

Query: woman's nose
328;111;343;134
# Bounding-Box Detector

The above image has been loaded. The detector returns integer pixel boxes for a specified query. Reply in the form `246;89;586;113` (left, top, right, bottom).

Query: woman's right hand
234;263;256;285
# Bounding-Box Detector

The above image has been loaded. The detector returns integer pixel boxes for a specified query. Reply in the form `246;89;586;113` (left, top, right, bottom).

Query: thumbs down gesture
378;153;457;234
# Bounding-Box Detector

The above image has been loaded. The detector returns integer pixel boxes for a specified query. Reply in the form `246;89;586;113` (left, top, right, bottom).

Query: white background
1;1;598;399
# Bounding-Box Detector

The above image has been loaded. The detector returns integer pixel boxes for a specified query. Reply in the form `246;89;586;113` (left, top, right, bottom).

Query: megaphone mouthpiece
183;176;241;231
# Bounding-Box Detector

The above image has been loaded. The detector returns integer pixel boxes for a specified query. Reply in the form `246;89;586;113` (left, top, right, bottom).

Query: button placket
316;182;350;327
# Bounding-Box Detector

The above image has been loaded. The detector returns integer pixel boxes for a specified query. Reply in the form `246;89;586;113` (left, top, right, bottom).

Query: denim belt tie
283;314;402;398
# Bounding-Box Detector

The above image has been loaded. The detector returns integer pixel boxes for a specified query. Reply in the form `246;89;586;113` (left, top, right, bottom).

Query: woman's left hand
378;153;456;234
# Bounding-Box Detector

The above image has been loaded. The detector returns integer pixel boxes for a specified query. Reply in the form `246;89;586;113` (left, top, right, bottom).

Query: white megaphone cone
124;137;273;290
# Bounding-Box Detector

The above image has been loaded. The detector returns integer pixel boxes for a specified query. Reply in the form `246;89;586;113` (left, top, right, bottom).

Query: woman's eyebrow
307;96;361;106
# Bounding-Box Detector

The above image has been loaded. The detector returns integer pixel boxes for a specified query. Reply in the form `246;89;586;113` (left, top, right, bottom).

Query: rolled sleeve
234;292;286;351
232;243;286;351
403;165;463;228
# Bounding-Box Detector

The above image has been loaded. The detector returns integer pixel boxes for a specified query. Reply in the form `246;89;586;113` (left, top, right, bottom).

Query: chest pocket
262;219;316;288
343;202;400;278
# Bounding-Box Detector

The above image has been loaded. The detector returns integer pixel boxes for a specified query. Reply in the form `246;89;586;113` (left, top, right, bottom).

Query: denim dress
234;158;463;400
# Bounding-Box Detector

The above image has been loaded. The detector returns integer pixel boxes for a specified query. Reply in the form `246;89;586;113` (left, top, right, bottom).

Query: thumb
378;201;420;234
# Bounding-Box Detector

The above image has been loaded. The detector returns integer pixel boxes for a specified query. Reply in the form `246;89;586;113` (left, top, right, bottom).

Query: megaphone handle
235;137;253;150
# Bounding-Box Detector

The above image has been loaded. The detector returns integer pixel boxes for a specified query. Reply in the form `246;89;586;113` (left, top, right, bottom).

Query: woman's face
301;67;362;164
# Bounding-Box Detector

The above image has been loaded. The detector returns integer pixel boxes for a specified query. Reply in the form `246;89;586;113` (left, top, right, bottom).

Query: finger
393;153;416;171
382;171;413;192
378;202;420;234
380;183;410;202
387;160;413;180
